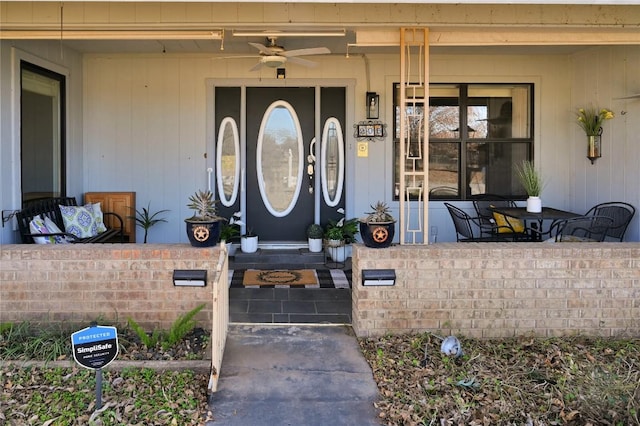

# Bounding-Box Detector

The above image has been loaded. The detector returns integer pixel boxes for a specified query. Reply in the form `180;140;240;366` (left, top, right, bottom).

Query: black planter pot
359;221;395;248
185;220;221;248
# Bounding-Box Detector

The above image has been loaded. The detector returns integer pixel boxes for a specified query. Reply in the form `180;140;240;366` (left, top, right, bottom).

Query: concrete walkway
207;324;382;425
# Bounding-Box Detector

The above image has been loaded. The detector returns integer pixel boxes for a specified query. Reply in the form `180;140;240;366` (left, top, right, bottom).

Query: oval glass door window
216;117;240;207
257;100;303;217
321;117;344;207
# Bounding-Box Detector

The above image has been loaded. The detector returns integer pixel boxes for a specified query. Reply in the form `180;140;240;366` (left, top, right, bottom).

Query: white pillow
29;216;54;244
43;216;71;244
59;204;100;238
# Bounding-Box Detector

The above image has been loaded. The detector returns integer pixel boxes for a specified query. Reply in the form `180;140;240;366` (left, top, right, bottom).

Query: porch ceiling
2;2;638;55
58;40;594;56
7;27;622;56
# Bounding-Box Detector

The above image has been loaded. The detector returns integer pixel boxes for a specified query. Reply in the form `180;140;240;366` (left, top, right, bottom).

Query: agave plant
186;190;223;221
363;201;395;223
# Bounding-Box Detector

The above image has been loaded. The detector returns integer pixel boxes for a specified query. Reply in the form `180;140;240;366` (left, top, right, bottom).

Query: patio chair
445;203;515;242
550;215;613;242
471;194;533;241
584;202;635;241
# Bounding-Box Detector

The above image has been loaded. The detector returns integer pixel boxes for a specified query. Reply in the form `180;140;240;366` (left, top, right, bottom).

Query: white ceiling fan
246;37;331;71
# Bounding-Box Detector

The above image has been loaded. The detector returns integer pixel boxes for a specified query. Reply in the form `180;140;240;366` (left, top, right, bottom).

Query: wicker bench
16;197;124;244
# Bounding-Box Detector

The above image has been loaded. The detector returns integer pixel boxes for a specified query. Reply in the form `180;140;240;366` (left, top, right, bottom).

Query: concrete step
231;248;327;270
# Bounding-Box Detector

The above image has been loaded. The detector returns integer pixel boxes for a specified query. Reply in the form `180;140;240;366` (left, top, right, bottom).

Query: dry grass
359;333;640;426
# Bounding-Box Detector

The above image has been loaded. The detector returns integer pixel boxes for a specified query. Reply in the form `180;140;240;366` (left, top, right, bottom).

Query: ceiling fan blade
285;56;318;68
214;55;261;60
249;61;265;72
248;42;276;55
281;47;331;57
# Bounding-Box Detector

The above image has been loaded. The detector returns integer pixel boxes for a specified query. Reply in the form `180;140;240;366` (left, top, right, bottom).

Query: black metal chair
445;203;515;242
584;202;635;241
471;194;533;241
550;215;613;242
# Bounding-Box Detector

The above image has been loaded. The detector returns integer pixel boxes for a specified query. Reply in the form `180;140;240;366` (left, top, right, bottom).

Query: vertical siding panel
113;58;134;188
85;57;118;189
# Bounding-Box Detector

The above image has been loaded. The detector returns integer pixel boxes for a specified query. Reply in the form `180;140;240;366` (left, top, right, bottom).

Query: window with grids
393;83;534;201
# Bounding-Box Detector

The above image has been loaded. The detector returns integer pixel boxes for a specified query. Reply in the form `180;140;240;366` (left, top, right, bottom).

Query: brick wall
352;242;640;338
0;244;223;330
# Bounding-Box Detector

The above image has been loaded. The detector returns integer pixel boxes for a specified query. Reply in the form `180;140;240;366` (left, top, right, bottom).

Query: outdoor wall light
173;270;207;287
366;92;379;119
362;269;396;286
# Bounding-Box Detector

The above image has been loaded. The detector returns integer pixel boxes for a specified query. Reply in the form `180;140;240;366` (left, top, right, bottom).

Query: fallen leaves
0;366;212;425
360;333;640;425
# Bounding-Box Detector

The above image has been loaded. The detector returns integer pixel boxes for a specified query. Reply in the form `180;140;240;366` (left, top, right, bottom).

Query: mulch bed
117;327;210;361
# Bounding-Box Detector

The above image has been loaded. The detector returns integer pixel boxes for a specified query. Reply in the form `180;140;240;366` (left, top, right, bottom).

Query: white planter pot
241;235;258;253
308;238;323;253
326;239;346;262
527;196;542;213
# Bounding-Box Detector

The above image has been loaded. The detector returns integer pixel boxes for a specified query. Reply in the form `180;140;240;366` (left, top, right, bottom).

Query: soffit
1;2;639;55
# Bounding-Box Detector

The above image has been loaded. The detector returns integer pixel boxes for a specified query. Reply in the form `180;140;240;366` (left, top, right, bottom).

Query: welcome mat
230;269;351;289
243;269;317;286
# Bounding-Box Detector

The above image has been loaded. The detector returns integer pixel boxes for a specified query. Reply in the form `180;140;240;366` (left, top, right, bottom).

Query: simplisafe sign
71;325;119;370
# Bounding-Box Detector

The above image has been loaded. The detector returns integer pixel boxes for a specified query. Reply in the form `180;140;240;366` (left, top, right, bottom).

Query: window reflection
257;102;303;217
393;83;533;201
216;117;239;206
321;118;344;207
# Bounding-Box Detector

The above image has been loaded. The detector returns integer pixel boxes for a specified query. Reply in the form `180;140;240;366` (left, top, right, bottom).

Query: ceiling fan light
262;55;286;68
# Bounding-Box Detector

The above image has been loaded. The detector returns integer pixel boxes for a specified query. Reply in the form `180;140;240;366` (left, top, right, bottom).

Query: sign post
71;324;119;409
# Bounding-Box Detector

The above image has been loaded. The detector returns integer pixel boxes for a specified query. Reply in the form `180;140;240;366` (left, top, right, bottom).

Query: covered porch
2;2;640;245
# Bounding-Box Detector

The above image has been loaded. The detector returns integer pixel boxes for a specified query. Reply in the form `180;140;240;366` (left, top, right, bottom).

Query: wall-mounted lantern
366;92;379;119
362;269;396;286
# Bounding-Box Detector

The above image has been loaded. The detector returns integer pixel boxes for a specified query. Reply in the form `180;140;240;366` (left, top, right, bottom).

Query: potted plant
184;190;224;247
219;211;242;256
359;201;396;248
306;223;324;253
240;227;258;253
324;216;358;262
324;220;347;262
128;202;170;244
515;160;544;213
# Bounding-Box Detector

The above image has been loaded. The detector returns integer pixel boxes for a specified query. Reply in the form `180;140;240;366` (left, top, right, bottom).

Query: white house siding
569;46;640;242
80;50;583;244
3;44;640;243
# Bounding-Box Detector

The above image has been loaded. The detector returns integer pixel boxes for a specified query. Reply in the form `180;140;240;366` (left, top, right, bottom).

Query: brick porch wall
0;244;222;330
352;243;640;338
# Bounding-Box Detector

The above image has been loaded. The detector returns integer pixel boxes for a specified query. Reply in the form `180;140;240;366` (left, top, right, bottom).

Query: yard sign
71;325;118;369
